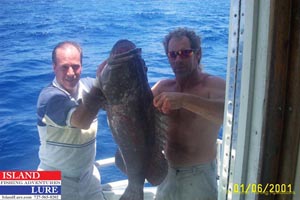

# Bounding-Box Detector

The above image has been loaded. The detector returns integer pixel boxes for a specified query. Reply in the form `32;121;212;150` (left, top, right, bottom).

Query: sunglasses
167;49;196;59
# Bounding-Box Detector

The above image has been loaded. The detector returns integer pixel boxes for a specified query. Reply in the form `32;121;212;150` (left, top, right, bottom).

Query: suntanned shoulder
204;75;225;87
204;75;226;99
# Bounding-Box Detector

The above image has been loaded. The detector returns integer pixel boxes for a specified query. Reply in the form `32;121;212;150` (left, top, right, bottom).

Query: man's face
53;45;82;94
167;36;200;78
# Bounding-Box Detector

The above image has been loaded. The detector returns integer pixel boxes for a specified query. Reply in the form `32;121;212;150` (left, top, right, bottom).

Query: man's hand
153;92;183;114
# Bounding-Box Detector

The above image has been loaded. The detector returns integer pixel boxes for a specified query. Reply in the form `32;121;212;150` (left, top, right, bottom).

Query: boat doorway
219;0;300;200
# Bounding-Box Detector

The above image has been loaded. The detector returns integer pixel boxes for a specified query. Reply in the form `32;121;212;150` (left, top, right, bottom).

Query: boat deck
95;139;223;200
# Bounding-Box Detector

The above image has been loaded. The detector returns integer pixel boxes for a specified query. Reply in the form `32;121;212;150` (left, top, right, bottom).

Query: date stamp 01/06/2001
227;183;296;195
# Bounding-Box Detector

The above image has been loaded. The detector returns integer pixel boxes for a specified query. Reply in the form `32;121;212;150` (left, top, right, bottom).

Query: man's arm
181;93;224;124
183;76;225;124
152;77;225;125
70;86;104;129
71;60;108;130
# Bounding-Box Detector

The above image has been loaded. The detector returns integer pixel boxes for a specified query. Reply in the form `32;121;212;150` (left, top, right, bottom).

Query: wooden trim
277;0;300;198
259;0;300;199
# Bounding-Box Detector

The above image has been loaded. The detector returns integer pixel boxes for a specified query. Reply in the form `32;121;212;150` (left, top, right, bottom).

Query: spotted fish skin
98;40;168;200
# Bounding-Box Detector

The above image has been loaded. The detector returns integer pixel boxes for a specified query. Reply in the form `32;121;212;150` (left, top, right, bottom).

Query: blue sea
0;0;230;184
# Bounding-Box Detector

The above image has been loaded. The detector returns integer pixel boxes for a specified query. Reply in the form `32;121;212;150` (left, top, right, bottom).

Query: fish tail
119;182;144;200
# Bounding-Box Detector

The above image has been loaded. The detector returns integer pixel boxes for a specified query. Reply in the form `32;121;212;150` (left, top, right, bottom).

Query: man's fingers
153;93;162;107
162;100;170;114
154;93;170;114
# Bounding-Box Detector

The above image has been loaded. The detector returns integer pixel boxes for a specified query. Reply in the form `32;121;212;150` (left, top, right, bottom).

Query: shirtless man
152;28;225;200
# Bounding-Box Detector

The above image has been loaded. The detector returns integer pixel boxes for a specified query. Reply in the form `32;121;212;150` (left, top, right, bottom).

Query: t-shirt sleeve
37;90;78;127
45;95;77;126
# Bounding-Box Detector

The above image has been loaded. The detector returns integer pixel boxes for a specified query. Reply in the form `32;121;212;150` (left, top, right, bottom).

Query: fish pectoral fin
154;108;169;144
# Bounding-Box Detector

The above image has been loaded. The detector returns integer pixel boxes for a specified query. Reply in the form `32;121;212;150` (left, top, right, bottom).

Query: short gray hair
52;41;82;65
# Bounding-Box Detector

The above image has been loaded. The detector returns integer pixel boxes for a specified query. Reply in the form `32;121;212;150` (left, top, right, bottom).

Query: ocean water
0;0;230;183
